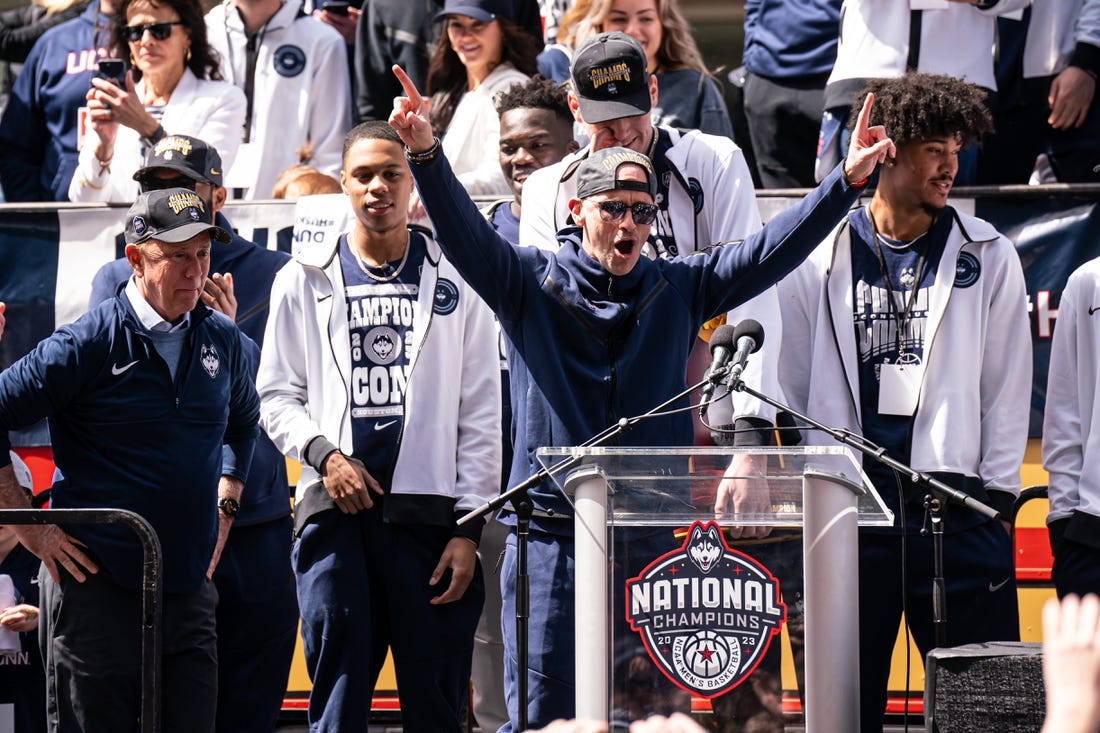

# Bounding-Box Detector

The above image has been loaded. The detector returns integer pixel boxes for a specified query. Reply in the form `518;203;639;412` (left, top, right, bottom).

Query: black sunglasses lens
598;201;627;221
127;22;174;41
632;203;657;225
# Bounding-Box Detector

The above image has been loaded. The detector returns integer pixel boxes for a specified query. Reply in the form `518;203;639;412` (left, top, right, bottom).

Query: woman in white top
70;0;244;202
425;0;538;197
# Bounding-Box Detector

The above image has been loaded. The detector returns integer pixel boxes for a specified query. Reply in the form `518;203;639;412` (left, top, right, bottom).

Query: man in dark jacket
0;187;260;732
88;134;297;733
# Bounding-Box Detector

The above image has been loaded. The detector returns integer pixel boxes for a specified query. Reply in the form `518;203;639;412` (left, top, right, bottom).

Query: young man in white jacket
776;73;1031;733
1043;255;1100;598
256;121;501;732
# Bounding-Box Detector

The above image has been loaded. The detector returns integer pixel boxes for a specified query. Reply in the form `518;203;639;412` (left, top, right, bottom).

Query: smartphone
93;58;126;88
321;1;350;15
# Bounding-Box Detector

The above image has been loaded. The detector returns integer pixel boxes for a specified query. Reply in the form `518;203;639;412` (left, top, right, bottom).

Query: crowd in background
0;0;1097;205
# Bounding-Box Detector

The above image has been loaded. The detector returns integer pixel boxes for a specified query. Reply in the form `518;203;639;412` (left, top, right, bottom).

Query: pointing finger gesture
843;92;896;185
388;65;436;153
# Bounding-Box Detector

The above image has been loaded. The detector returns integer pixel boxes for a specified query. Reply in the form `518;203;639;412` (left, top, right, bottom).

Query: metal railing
0;508;163;732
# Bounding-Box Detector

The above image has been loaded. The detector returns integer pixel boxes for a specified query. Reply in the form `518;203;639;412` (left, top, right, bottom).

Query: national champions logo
625;521;786;699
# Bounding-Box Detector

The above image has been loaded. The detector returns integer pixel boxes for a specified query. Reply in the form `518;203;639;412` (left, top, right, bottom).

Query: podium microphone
699;324;737;419
727;319;765;384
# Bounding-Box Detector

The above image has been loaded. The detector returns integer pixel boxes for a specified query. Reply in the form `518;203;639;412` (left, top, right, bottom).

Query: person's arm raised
842;93;896;185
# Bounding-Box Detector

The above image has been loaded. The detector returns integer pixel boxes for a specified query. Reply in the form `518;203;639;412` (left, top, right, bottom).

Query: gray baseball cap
575;147;657;200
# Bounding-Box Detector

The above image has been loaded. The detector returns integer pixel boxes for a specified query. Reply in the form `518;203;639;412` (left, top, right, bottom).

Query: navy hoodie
412;153;863;533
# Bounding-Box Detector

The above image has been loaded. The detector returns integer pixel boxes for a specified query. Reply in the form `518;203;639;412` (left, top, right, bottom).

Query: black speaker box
924;642;1044;733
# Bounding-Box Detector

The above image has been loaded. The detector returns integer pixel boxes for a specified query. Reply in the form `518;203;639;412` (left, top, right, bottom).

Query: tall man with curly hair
775;72;1031;732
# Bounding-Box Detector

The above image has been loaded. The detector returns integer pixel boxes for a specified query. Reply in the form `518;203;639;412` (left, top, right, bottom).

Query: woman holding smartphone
69;0;244;202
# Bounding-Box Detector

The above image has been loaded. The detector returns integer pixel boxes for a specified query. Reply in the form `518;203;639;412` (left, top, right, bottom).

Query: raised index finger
392;65;424;110
854;92;875;140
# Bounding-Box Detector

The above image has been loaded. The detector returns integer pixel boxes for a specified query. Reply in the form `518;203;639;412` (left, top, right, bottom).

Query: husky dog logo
687;524;723;573
200;345;220;379
626;520;786;698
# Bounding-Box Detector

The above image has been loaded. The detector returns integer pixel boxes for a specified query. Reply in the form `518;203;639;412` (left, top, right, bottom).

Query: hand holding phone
322;1;350;15
93;58;126;88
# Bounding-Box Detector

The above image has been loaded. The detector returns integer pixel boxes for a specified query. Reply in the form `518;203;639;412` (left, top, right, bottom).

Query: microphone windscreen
732;318;764;352
709;324;737;354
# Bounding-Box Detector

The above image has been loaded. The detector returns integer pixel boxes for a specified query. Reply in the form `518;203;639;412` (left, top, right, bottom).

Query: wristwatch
217;496;240;518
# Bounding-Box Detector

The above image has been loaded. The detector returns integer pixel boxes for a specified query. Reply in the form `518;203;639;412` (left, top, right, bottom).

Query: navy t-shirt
340;232;427;490
848;208;950;516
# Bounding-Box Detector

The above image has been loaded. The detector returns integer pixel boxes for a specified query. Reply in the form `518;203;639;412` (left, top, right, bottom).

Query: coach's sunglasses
596;200;659;226
124;21;184;42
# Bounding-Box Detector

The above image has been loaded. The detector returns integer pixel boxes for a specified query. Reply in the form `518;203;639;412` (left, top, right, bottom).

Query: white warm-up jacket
777;208;1031;502
1044;257;1100;522
827;0;1032;97
256;230;501;515
206;0;352;198
1021;0;1100;78
68;69;246;203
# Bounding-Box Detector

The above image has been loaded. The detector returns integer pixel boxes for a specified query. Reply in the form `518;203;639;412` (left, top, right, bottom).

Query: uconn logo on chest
626;521;786;698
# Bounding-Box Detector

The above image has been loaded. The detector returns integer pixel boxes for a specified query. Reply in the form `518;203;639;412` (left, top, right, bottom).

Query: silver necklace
349;229;411;283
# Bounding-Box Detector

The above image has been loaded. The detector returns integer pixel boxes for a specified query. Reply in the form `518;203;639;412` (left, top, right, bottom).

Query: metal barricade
0;508;163;732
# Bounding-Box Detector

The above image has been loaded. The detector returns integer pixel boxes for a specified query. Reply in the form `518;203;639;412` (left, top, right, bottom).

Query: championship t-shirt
848;208;950;513
340;231;426;490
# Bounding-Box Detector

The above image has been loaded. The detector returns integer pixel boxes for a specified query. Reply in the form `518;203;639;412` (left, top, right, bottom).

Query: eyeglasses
596;199;658;226
124;21;184;42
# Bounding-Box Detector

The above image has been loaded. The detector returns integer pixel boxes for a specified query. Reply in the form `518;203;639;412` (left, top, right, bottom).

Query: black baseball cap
576;147;657;200
124;188;231;245
133;135;224;187
570;32;651;124
434;0;512;23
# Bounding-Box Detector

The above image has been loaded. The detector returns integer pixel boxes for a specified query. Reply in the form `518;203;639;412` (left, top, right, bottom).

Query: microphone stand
457;372;720;731
726;371;999;650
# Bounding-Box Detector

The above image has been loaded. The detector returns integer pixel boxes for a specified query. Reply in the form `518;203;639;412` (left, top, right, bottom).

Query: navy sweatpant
857;518;1018;733
293;506;484;733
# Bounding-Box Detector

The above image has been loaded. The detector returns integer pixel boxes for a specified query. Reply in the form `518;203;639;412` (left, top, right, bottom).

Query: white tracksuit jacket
256;230;501;515
777;208;1031;505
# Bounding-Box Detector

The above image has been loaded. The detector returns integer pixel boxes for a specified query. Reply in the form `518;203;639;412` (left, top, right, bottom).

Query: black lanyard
868;212;932;355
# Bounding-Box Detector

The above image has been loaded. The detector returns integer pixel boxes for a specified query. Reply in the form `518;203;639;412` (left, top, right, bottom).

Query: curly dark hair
850;72;993;149
426;16;540;135
493;76;572;126
113;0;223;82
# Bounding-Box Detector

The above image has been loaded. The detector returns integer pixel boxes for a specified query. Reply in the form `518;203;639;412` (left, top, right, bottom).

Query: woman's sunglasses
124;21;184;42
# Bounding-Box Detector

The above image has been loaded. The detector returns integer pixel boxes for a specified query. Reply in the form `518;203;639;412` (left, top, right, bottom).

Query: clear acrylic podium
536;446;893;731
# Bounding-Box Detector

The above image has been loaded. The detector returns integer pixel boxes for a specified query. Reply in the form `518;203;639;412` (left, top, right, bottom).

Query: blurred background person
205;0;352;199
425;0;537;200
978;0;1100;184
815;0;1031;186
353;0;440;123
535;0;591;83
575;0;732;138
0;0;115;202
271;162;342;199
0;454;45;733
0;0;88;118
740;0;840;188
68;0;245;203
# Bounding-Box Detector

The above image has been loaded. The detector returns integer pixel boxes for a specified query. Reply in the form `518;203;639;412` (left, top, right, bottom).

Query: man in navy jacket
0;187;259;732
88;135;297;733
